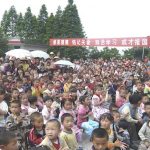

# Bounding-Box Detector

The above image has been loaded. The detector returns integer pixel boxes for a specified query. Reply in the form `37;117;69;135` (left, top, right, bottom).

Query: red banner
49;37;150;47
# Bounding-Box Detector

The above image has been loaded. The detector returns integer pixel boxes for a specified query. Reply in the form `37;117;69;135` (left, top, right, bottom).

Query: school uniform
28;127;45;146
40;136;69;150
60;130;78;150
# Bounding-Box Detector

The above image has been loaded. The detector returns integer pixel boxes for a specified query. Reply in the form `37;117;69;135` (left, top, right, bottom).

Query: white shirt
28;106;39;116
0;100;8;127
42;105;54;124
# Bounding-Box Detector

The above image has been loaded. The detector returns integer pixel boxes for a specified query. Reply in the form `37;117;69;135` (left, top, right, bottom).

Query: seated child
60;113;78;150
77;95;99;136
40;119;69;150
115;89;127;108
59;98;76;121
138;94;149;118
51;97;61;119
21;93;29;115
43;82;54;97
119;94;142;144
6;100;29;133
91;128;110;150
112;111;120;127
142;101;150;124
99;113;127;150
28;96;39;116
92;86;109;121
117;119;130;150
112;110;120;134
138;120;150;150
42;96;55;124
0;129;18;150
31;79;42;97
0;86;8;127
28;112;45;147
11;89;20;101
59;98;82;142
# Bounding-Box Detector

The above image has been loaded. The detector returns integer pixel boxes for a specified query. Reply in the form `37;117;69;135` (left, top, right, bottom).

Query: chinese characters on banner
49;37;150;47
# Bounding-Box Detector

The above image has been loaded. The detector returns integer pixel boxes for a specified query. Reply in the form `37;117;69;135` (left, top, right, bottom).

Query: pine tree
7;6;18;37
24;7;32;42
31;15;38;42
1;6;18;37
68;0;74;5
46;13;59;55
61;0;85;38
0;27;8;56
1;10;9;36
46;13;55;42
60;0;87;60
24;7;38;43
47;6;64;56
37;4;48;44
16;13;25;39
53;6;63;38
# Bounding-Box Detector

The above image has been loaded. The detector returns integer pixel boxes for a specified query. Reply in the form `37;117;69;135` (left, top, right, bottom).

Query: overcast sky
0;0;150;38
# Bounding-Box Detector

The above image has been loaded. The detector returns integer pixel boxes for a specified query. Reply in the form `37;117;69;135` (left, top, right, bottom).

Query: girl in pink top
77;95;92;128
115;88;127;108
59;100;76;120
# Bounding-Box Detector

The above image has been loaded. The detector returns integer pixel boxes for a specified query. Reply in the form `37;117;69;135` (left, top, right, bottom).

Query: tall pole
142;47;145;60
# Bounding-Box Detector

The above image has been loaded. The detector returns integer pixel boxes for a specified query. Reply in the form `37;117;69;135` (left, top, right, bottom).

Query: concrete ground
79;133;92;150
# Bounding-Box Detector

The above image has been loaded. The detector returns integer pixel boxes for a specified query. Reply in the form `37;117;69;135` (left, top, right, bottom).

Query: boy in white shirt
42;96;55;124
0;87;8;127
28;96;39;116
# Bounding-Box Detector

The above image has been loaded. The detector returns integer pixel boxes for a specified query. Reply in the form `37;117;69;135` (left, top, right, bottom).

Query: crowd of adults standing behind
0;54;150;150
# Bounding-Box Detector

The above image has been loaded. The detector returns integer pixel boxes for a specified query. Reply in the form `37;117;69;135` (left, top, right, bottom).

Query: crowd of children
0;56;150;150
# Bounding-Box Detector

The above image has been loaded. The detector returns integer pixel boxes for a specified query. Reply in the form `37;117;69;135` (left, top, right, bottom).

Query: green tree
61;0;85;38
100;47;121;59
31;15;38;42
24;7;32;42
1;6;18;37
123;49;134;59
7;6;18;37
37;4;48;44
47;6;63;56
46;13;55;42
88;47;101;59
53;6;63;38
125;47;150;59
56;0;87;60
16;13;25;39
0;27;8;56
46;13;61;55
68;0;74;5
24;7;39;43
1;10;9;36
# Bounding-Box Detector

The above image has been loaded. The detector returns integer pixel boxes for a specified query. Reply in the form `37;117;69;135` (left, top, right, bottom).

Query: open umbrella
54;60;75;68
31;50;49;59
5;49;32;59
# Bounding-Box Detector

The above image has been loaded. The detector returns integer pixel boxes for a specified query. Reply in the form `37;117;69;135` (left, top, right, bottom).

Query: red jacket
28;127;45;146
